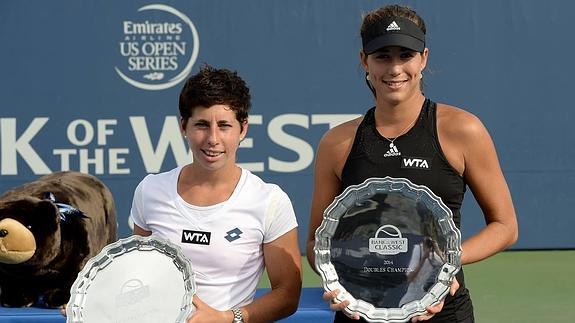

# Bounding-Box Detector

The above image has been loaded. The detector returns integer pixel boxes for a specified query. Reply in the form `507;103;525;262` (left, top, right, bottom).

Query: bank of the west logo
369;224;408;255
115;4;199;90
182;230;211;245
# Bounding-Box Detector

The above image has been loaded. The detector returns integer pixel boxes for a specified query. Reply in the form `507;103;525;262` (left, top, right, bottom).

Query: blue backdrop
1;0;574;251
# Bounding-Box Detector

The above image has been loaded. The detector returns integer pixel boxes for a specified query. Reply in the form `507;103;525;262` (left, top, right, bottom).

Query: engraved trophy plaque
314;177;461;322
66;235;196;323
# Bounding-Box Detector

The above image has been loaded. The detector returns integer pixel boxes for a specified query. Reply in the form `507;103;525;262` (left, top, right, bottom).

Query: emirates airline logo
115;4;200;90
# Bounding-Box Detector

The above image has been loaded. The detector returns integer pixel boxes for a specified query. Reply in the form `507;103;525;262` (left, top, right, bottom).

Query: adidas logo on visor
386;21;401;31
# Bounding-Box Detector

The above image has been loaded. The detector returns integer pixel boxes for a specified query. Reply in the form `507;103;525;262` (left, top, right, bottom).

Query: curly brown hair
179;64;251;130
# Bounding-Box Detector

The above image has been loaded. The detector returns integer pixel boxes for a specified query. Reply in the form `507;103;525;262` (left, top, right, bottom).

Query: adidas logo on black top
384;145;401;157
386;21;401;31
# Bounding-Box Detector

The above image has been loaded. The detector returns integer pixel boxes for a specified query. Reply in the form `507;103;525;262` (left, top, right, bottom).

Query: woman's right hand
186;296;232;323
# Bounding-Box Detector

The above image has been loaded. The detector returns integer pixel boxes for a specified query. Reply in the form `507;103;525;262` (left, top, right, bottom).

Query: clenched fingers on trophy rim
450;277;460;296
330;300;349;312
323;290;345;309
412;275;460;322
427;300;444;314
323;289;360;320
342;307;361;320
322;289;338;302
411;312;436;322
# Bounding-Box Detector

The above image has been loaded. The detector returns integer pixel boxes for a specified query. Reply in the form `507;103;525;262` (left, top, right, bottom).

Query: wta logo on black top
181;230;211;245
401;157;431;170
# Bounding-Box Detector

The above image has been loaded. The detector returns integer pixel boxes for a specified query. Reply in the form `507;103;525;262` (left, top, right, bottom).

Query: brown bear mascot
0;171;117;308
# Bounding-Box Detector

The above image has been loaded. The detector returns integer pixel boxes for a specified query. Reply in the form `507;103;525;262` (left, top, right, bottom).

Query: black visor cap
361;16;425;54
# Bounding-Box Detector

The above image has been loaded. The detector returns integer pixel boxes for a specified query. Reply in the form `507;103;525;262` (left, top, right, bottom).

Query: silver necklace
380;117;417;149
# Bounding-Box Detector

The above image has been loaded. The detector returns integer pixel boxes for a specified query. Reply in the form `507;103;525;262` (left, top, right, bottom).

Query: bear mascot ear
0;171;117;308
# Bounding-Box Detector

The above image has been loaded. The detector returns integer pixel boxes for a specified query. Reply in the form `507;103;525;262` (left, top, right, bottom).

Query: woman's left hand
411;277;459;322
322;289;361;320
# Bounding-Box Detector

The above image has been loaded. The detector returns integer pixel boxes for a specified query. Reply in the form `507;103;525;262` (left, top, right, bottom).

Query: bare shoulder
316;115;363;177
319;116;363;149
436;103;488;140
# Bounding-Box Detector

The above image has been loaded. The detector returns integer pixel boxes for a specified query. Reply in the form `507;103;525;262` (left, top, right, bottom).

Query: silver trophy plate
66;235;196;323
314;177;461;323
